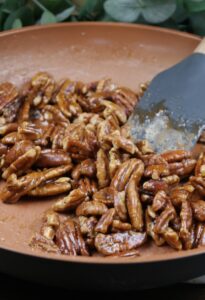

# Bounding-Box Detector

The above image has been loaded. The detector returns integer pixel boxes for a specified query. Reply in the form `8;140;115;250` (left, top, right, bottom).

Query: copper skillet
0;22;205;290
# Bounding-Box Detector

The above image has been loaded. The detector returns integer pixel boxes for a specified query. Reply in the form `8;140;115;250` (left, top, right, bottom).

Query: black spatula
128;38;205;153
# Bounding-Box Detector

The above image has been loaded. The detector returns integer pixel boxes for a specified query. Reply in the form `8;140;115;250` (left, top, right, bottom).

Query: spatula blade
128;53;205;153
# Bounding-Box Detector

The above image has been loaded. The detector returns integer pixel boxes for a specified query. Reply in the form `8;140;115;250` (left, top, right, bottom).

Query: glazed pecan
111;158;140;192
145;208;165;246
55;219;89;256
154;204;176;234
76;201;108;216
163;228;182;250
152;191;168;212
95;208;115;234
3;165;72;203
96;149;110;188
78;216;97;236
144;154;169;179
191;200;205;222
35;149;71;168
94;231;146;256
28;178;71;197
170;183;194;207
93;187;116;206
78;178;98;196
126;161;144;231
142;179;168;194
1;132;18;145
0;82;18;109
195;152;205;177
105;130;139;155
162;149;196;177
71;159;96;180
108;148;121;178
112;220;132;232
114;191;127;221
53;188;86;212
190;176;205;196
2;146;41;179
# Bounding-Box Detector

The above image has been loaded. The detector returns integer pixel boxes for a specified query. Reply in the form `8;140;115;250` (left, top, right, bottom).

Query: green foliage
0;0;204;35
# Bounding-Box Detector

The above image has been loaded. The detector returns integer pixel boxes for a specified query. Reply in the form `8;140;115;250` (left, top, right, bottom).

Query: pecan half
94;231;146;256
95;208;115;234
76;201;108;216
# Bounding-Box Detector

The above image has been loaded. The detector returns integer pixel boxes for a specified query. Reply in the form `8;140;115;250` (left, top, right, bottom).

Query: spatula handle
194;37;205;54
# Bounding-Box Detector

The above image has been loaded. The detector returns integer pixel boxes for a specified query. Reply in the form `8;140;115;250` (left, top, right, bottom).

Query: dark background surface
1;273;205;300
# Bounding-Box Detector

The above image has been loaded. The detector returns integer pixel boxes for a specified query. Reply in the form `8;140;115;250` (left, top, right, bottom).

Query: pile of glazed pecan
1;72;205;257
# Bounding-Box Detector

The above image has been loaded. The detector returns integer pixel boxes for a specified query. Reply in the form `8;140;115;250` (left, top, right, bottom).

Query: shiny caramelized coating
191;200;205;222
55;219;89;256
126;161;144;231
2;73;205;257
96;149;110;188
52;188;86;212
95;208;115;234
71;159;96;180
76;201;108;216
93;187;116;206
94;231;146;256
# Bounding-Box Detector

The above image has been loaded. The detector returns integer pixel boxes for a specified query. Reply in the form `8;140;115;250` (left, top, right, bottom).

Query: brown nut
111;158;140;192
163;227;182;250
28;179;71;197
95;208;115;234
55;219;89;256
96;149;110;188
35;149;71;168
154;205;176;234
0;82;18;111
145;209;165;246
152;191;168;212
179;200;192;242
114;190;127;221
53;188;86;212
93;187;116;206
78;216;97;236
126;163;144;231
2;146;41;179
112;220;132;232
71;159;96;180
94;231;146;256
76;201;108;216
191;200;205;222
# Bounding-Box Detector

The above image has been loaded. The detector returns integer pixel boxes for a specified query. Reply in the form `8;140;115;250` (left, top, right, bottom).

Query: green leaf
190;11;205;35
40;10;57;24
142;0;177;24
56;5;75;22
185;0;205;12
3;6;34;30
104;0;176;23
12;18;22;29
104;0;141;22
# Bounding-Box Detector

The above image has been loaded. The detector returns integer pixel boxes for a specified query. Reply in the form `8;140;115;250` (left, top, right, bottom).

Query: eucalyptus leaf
141;0;177;24
104;0;141;22
12;18;22;29
3;6;34;30
185;0;205;12
56;5;75;22
40;10;57;24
